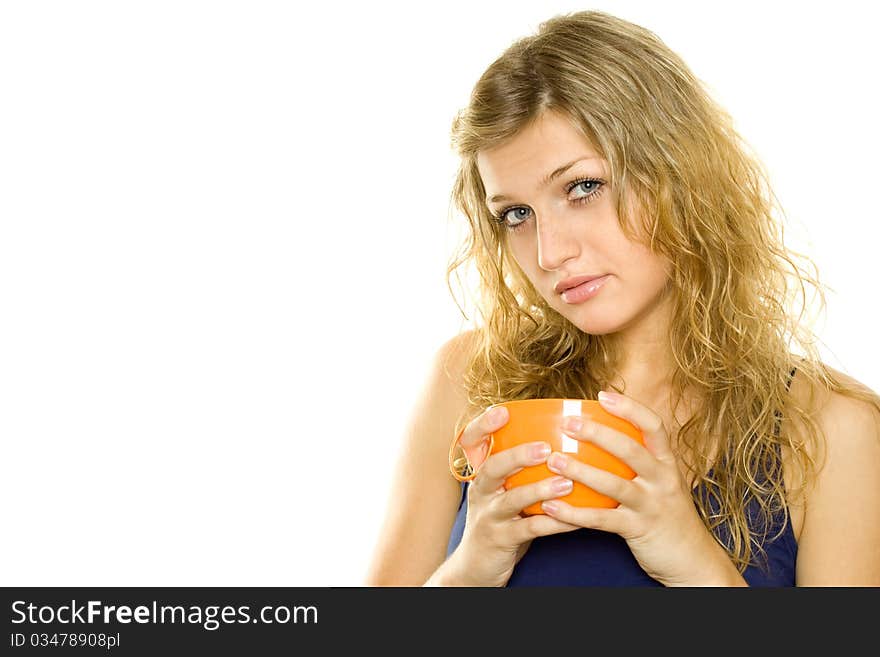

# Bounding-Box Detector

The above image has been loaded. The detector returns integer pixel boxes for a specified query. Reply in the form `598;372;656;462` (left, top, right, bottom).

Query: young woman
365;10;880;586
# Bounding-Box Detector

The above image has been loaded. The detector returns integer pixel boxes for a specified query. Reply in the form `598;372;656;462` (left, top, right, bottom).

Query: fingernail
548;452;567;472
530;442;551;461
551;477;573;494
490;407;507;421
542;501;559;514
598;390;617;406
563;417;582;432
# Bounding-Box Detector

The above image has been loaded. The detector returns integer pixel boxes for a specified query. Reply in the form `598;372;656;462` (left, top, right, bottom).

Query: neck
593;289;714;476
600;281;680;406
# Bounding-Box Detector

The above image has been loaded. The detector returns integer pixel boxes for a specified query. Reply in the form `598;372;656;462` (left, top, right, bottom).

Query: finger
459;405;508;448
507;514;582;544
471;441;551;497
562;417;661;480
540;499;630;535
491;474;575;518
596;390;675;462
546;451;639;507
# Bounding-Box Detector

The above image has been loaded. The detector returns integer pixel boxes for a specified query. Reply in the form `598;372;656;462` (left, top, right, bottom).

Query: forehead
477;112;605;196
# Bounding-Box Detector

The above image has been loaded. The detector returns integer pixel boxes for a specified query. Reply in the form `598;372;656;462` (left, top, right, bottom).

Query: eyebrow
485;155;602;205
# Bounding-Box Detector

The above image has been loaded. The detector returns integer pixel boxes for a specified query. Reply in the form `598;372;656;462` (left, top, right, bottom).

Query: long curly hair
444;10;880;573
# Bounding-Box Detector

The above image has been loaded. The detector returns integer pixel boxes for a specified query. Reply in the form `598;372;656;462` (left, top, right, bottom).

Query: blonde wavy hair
444;10;880;573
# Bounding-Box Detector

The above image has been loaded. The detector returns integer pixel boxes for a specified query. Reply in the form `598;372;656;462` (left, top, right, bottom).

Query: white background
1;0;877;586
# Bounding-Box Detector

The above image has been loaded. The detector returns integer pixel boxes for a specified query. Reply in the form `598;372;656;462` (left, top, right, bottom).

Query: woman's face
477;110;673;337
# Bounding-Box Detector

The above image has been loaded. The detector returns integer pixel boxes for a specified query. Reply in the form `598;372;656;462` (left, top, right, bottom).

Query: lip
554;273;607;295
559;274;611;304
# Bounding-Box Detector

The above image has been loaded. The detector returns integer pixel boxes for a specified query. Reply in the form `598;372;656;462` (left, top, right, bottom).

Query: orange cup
488;398;645;516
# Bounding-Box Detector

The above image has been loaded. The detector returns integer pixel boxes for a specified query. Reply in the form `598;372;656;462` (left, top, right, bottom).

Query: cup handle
448;427;494;482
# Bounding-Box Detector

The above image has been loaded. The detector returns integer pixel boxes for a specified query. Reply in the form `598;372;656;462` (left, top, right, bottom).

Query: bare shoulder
809;364;880;499
790;364;880;464
436;328;480;384
821;365;879;428
790;364;880;585
363;329;480;585
425;328;482;430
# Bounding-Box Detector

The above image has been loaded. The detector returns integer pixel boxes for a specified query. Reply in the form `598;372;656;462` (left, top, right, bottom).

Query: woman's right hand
453;406;582;587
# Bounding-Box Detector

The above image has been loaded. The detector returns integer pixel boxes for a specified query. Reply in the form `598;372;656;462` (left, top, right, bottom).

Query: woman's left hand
541;390;744;586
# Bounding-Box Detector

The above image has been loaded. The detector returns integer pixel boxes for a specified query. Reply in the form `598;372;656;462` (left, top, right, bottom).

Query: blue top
445;368;799;586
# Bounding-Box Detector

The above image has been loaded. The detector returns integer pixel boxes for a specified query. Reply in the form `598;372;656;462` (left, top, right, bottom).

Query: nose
536;212;579;271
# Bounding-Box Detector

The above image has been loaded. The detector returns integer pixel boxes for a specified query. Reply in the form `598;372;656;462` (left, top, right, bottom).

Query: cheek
638;257;670;287
633;261;671;304
509;242;534;274
615;241;669;289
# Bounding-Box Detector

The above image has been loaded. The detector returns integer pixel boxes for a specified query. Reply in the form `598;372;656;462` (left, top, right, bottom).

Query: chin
561;306;626;335
571;319;622;336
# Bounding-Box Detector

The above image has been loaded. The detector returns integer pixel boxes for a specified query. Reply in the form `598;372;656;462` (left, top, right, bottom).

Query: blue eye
493;177;606;232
